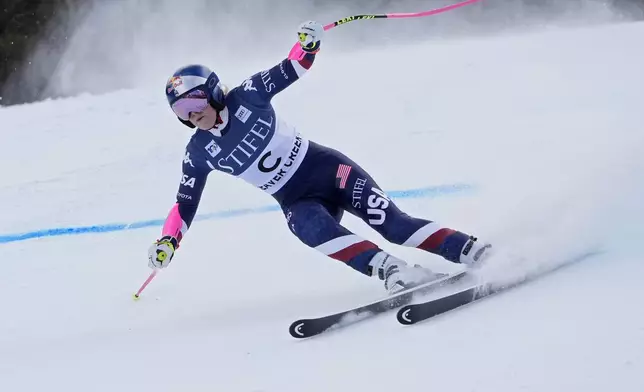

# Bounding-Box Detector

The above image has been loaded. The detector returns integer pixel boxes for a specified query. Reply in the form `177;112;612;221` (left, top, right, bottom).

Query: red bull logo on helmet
167;75;209;97
167;76;184;95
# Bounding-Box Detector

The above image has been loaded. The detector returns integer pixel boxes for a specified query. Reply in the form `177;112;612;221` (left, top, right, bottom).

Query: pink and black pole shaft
134;269;158;299
289;0;483;59
322;0;483;31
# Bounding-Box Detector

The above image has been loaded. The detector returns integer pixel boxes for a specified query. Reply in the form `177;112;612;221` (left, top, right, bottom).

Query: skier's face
189;104;218;130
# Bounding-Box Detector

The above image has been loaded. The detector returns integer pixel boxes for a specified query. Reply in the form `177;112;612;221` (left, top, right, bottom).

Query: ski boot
458;236;492;267
369;251;446;295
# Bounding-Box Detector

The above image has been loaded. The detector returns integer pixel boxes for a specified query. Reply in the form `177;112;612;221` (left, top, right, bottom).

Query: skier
148;21;491;295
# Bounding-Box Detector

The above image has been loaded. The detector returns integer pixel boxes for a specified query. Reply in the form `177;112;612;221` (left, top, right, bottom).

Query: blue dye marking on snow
0;184;473;244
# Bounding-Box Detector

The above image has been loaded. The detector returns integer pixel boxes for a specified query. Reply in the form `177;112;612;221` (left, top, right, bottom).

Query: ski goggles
171;89;209;121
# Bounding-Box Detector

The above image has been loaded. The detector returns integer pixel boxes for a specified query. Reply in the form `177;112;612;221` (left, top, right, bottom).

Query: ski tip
289;320;308;339
397;305;415;325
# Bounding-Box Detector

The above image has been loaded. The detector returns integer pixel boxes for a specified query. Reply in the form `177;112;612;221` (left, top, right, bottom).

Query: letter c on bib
258;151;281;173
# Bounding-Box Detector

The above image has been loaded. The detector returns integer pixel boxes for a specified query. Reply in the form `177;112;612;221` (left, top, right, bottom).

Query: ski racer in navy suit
148;21;492;294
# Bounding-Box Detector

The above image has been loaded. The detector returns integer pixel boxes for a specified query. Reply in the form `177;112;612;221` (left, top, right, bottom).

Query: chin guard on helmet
178;117;196;128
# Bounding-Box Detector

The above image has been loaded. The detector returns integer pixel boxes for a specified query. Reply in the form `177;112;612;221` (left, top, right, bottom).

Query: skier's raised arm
239;21;323;106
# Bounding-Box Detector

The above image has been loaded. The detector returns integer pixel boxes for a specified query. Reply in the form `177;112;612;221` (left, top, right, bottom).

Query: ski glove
297;21;324;53
148;236;178;269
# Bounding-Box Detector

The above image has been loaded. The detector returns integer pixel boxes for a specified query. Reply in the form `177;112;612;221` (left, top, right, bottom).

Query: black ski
289;270;468;338
397;251;600;325
397;283;493;325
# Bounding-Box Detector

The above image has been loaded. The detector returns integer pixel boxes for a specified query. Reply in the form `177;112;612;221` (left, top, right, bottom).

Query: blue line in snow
0;183;473;244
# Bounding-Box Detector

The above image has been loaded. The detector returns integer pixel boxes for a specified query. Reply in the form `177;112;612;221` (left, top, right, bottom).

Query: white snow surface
1;21;644;392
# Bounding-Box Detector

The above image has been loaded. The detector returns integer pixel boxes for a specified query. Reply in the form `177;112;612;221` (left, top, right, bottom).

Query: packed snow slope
1;21;643;392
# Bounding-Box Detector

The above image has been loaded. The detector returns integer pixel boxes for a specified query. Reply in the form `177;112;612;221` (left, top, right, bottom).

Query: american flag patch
336;164;352;189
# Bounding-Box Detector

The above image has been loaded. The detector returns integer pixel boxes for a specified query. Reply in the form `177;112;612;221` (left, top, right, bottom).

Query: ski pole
290;0;483;59
133;269;158;300
322;0;483;31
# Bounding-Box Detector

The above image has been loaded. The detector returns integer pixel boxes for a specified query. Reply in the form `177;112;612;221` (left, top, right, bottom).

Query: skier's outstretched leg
282;199;443;294
347;184;491;267
344;176;492;268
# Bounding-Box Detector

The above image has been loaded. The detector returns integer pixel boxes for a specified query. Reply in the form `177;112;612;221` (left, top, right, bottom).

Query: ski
397;251;600;325
397;282;495;325
289;270;468;338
